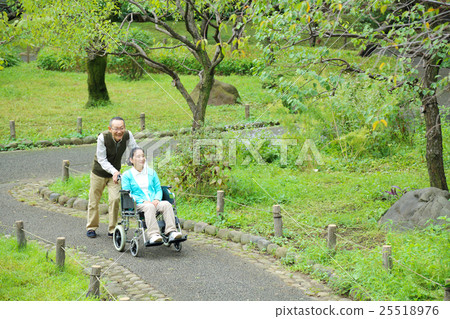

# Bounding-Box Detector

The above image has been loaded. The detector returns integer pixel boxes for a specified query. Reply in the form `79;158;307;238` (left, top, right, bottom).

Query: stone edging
31;182;361;301
0;121;280;152
35;239;170;301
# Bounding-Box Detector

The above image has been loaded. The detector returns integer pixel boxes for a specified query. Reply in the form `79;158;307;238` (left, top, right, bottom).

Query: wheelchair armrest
119;189;130;194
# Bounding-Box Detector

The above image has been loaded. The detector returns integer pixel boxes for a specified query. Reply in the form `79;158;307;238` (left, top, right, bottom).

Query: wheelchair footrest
168;235;188;244
144;241;165;247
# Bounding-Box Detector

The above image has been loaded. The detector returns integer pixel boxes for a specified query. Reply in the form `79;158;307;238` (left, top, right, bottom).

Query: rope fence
19;157;449;301
174;188;448;297
0;221;122;301
4;108;257;142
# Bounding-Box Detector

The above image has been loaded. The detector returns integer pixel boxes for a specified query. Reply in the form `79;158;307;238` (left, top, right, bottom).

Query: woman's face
131;149;146;169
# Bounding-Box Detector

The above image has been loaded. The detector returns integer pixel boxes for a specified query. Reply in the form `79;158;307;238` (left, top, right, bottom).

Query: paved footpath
0;144;349;301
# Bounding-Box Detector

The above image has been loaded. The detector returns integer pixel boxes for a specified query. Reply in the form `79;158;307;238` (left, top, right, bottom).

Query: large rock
194;222;208;233
190;79;241;106
379;187;450;230
73;198;89;211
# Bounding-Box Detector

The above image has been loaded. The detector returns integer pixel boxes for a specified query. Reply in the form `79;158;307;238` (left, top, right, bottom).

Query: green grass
48;142;450;301
0;235;97;301
0;62;278;145
2;36;449;301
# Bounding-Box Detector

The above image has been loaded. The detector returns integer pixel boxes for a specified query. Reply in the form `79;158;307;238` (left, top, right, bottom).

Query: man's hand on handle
113;171;121;184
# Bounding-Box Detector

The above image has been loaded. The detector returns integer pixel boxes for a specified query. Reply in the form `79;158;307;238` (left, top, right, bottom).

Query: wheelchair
112;186;187;257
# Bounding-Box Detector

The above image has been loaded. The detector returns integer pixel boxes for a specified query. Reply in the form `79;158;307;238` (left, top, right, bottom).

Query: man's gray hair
109;116;125;127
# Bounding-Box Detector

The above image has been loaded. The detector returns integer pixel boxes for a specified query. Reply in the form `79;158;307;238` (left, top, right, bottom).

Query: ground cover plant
0;235;97;301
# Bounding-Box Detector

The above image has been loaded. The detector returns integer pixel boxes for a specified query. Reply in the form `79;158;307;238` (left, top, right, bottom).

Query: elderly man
86;116;138;238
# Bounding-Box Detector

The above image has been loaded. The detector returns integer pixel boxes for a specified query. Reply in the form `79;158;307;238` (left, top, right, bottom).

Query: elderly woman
121;147;182;244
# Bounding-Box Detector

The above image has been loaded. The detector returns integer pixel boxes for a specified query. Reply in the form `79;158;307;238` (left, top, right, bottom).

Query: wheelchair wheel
174;242;182;252
130;237;142;257
113;225;126;252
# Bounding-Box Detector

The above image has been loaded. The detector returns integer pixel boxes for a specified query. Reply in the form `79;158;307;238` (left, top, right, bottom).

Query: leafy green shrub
157;131;231;195
0;47;21;68
149;50;255;76
36;47;82;71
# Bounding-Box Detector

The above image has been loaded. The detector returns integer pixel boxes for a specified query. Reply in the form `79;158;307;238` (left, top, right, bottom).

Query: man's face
109;119;125;142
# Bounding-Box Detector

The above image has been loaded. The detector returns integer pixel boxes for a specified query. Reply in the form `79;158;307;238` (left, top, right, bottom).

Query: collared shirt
96;131;138;175
130;164;151;201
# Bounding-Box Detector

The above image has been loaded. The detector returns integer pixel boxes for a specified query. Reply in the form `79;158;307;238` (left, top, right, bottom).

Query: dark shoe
87;230;97;238
108;232;113;237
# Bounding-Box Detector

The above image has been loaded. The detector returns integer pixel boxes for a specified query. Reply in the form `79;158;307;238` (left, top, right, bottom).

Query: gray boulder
275;247;288;259
379;187;450;230
191;79;241;106
229;230;242;243
70;137;83;145
66;197;77;208
240;233;251;244
256;238;271;251
217;228;230;240
73;198;89;211
7;142;18;149
49;193;60;203
183;220;196;231
82;136;97;144
194;222;208;233
58;195;69;206
36;140;52;147
56;138;72;146
205;225;217;235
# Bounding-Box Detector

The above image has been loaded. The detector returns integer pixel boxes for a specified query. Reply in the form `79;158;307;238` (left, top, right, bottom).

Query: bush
0;47;21;68
157;130;231;195
36;47;82;71
148;50;255;76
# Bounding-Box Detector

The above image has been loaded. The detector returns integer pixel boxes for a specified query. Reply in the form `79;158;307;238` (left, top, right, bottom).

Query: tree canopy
253;0;449;190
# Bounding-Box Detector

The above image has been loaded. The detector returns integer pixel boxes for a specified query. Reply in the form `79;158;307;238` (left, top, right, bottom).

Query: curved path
0;143;340;301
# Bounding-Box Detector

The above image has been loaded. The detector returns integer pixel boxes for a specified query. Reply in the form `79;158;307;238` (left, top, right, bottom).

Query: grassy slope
0;62;276;144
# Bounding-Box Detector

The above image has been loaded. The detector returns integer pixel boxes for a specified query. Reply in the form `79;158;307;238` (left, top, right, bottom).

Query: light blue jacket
121;167;162;205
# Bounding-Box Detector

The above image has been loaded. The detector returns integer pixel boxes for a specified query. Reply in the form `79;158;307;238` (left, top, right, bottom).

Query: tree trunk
192;73;215;130
231;15;245;52
422;59;448;191
86;53;110;107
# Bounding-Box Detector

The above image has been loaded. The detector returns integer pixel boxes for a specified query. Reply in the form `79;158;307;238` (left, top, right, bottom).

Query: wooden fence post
445;279;450;301
140;113;145;131
10;120;16;139
216;190;224;218
62;160;70;182
327;224;337;250
382;245;393;271
273;205;283;237
77;117;82;135
87;265;102;298
245;105;250;119
15;220;26;249
56;237;65;268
